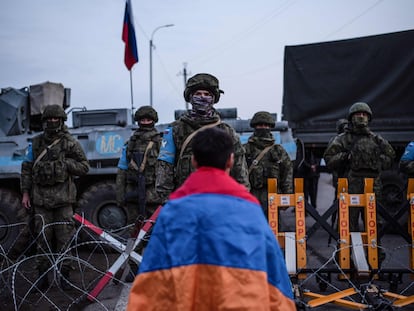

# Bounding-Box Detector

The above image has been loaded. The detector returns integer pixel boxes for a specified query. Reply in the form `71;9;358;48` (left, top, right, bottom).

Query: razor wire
1;215;414;310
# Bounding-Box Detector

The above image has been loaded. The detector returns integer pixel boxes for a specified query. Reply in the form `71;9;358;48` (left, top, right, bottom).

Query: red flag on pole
122;0;139;70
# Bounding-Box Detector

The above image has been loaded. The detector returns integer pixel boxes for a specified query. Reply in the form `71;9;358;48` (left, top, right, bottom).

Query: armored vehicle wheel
76;181;129;241
0;189;28;255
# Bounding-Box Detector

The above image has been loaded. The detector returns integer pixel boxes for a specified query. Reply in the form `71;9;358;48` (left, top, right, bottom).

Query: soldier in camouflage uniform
243;111;293;216
156;73;250;203
324;102;395;231
116;106;161;230
21;104;89;290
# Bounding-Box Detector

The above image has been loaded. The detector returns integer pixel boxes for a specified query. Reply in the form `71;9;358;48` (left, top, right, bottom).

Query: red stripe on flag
122;0;138;70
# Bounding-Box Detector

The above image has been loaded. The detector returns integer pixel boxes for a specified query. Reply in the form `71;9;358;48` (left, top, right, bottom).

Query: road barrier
268;177;414;309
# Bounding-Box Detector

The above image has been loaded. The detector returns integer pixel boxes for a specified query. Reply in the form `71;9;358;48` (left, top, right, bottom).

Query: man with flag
127;127;295;310
122;0;138;70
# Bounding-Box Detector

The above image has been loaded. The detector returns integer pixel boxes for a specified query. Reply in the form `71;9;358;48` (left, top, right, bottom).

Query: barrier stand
337;177;350;276
268;178;306;277
379;178;414;308
337;177;378;278
74;206;162;301
301;178;376;309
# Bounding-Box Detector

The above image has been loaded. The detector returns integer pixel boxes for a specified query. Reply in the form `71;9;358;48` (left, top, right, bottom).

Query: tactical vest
245;144;283;190
173;121;234;187
173;121;199;187
125;130;160;187
345;132;381;176
31;135;69;186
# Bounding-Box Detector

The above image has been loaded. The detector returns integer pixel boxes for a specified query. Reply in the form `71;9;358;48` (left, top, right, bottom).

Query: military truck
0;83;297;252
282;29;414;215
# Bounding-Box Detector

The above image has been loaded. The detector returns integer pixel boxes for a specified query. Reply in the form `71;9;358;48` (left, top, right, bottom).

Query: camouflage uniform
324;102;395;231
156;73;250;203
243;112;293;215
116;106;161;226
20;105;89;287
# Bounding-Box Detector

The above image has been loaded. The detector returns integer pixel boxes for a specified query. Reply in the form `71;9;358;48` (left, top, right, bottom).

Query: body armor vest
32;134;69;186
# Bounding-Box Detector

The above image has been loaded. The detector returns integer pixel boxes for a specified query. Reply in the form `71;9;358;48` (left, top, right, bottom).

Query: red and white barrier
73;206;162;301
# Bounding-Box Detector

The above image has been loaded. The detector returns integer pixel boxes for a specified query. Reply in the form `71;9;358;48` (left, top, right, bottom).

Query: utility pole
149;24;174;107
178;62;190;110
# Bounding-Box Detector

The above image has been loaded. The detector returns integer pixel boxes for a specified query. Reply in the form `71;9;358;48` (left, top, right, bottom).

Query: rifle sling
248;145;273;174
129;141;154;173
33;138;62;168
179;119;221;159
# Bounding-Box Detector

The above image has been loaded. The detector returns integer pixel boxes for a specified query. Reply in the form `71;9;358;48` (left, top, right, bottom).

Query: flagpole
129;70;135;120
122;0;138;122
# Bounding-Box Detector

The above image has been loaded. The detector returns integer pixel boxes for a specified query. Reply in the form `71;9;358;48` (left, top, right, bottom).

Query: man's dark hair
192;127;234;170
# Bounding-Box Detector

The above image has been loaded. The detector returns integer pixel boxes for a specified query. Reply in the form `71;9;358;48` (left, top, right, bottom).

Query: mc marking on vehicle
96;132;124;154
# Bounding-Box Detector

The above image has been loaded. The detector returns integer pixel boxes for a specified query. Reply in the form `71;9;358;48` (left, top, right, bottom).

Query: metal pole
130;70;135;123
149;24;174;107
149;39;153;106
183;62;189;110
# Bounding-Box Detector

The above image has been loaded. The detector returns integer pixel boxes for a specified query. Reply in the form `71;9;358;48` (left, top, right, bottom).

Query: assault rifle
124;151;146;218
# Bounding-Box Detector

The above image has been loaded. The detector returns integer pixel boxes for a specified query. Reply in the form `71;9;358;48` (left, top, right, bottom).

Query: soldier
243;111;293;216
336;118;349;136
324;102;395;231
156;73;250;203
331;118;349;196
20;104;89;290
116;106;161;231
399;141;414;177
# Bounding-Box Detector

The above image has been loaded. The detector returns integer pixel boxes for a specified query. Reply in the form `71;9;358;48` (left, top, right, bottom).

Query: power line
218;0;386;79
188;0;298;66
323;0;385;40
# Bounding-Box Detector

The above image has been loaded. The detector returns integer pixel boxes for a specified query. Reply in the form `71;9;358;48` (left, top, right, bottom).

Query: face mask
138;122;154;131
254;128;272;138
43;119;62;132
191;95;214;117
352;115;369;128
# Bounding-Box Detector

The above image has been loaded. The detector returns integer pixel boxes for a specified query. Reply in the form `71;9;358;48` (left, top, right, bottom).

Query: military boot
60;269;72;291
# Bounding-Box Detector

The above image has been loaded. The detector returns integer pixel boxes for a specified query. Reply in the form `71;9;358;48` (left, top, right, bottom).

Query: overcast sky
1;0;413;125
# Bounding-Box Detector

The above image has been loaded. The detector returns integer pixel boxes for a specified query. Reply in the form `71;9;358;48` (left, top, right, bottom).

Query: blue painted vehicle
0;82;136;252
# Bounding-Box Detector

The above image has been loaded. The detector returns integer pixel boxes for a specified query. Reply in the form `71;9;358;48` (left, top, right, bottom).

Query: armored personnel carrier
0;81;136;252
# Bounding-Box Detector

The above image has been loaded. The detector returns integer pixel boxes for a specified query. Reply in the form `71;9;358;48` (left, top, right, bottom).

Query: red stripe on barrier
74;213;104;235
141;205;162;232
87;272;114;301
